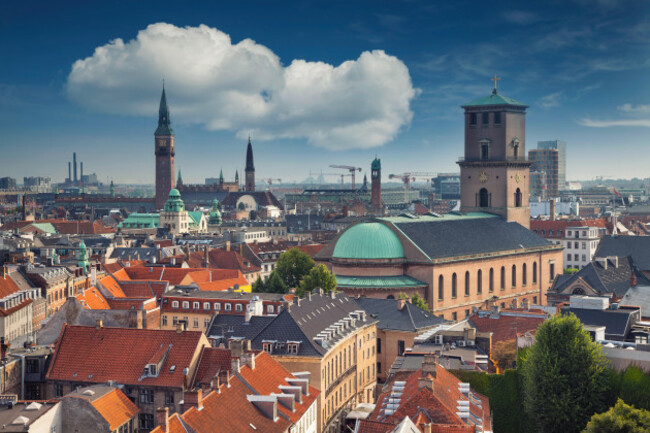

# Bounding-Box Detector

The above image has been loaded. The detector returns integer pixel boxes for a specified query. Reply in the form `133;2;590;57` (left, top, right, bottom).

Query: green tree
275;249;315;288
297;264;337;296
264;271;288;294
410;293;430;312
583;399;650;433
522;313;609;433
251;275;266;292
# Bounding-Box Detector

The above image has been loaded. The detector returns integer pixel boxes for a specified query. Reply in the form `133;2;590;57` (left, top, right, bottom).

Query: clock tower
457;77;531;228
155;86;175;210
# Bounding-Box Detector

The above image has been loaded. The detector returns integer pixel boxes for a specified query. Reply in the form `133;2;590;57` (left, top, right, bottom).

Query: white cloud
617;103;650;114
67;23;417;150
538;92;563;109
578;118;650;128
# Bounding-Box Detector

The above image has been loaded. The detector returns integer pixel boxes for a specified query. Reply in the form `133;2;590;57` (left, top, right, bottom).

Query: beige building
208;291;378;433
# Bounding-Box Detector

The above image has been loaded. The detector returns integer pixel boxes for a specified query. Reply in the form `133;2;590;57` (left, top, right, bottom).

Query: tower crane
309;171;354;188
261;178;282;192
389;172;438;203
329;165;362;189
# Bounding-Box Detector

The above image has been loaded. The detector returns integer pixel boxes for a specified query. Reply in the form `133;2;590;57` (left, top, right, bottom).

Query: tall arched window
479;188;489;208
522;263;527;285
512;265;517;287
533;262;538;284
477;270;483;294
515;188;522;207
452;273;457;298
500;267;505;290
480;140;490;160
464;271;470;296
438;275;444;300
489;268;494;292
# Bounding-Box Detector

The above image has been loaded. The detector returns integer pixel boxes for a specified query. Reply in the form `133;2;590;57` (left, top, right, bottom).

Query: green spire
219;168;224;184
155;85;174;135
77;240;90;275
177;169;183;185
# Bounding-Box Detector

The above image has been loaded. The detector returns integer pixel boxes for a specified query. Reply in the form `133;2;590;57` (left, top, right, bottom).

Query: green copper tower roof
462;90;527;108
155;85;174;135
77;239;90;274
333;222;404;260
371;157;381;171
164;188;185;212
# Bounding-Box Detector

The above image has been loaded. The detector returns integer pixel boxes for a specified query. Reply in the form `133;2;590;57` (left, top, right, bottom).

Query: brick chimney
549;199;556;221
230;339;252;359
203;246;209;268
183;389;204;411
631;273;637;287
421;353;438;379
156;407;169;433
397;298;407;311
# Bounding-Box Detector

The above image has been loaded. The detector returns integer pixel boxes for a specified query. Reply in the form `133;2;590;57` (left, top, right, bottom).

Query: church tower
457;77;531;228
154;86;175;210
370;157;382;210
245;137;255;192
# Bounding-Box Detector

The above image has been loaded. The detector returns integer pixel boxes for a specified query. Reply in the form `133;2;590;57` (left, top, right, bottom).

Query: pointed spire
245;136;255;172
219;168;224;184
177;168;183;185
235;170;239;183
155;85;174;135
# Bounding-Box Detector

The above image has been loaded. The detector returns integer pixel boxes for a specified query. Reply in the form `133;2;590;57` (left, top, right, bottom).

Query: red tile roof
89;388;140;430
190;347;232;388
188;250;261;274
46;325;208;388
468;311;546;345
295;244;326;258
530;218;608;239
76;288;111;310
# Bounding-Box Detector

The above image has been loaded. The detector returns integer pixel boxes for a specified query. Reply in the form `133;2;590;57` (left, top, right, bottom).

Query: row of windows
567;254;587;263
169;300;275;314
469;111;502;126
445;296;539;321
437;262;552;300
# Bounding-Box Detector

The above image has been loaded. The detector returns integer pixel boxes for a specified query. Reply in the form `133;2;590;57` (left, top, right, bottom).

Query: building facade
538;140;566;191
154;87;175;210
529;148;559;198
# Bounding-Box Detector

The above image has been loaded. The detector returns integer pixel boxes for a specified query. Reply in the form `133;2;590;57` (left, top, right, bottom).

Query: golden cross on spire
491;74;501;94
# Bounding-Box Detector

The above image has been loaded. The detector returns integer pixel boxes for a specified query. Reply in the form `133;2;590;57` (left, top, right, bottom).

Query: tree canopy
297;264;337;296
522;313;610;433
275;248;315;288
583;399;650;433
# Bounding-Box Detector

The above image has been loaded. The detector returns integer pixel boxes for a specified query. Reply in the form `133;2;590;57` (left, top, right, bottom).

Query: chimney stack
73;152;78;183
549;199;556;221
80;161;84;182
226;241;231;252
631;273;638;287
156;407;169;433
421;353;438;379
68;162;71;182
203;245;209;268
397;298;407;311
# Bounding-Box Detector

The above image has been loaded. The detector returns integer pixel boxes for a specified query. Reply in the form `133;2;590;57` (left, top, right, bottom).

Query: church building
315;81;564;320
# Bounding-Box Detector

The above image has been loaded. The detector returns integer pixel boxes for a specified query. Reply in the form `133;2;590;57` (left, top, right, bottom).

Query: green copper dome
209;199;222;225
164;189;185;212
333;222;404;260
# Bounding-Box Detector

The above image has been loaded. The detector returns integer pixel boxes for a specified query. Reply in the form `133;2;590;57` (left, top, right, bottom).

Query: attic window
263;342;274;353
287;342;300;354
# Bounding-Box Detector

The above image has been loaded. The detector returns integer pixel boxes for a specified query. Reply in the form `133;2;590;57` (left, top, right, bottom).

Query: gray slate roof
596;236;650;271
551;256;650;297
354;297;446;332
391;217;552;260
562;306;637;340
619;286;650;318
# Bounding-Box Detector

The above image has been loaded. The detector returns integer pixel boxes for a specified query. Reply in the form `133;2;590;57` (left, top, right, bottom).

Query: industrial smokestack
73;152;78;182
68;162;71;182
80;162;84;182
549;199;556;221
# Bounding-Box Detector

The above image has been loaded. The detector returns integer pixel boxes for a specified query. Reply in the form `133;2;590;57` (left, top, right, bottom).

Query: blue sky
1;0;649;184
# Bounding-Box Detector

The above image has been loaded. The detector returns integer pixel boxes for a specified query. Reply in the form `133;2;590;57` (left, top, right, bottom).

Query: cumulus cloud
617;103;650;114
578;118;650;128
538;92;563;109
67;23;417;150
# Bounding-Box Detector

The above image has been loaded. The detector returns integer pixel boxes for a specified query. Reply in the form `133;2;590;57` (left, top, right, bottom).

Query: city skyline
1;0;649;184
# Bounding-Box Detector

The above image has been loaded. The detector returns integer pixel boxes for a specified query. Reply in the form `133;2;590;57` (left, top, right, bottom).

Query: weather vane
491;74;501;94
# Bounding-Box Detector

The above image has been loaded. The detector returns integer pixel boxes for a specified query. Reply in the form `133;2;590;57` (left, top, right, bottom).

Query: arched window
465;271;470;296
533;262;538;284
480;140;490;160
438;275;444;300
513;141;520;158
489;268;494;292
452;273;457;298
477;270;483;294
512;265;517;287
387;294;395;299
572;287;586;295
479;188;489;208
515;188;522;207
522;263;527;285
500;267;505;290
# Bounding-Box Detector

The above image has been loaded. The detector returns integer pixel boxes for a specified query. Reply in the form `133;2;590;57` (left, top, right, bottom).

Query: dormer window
287;342;300;354
262;341;274;353
193;302;200;310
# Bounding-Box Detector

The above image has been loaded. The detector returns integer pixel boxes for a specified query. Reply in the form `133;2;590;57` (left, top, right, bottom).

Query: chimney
73;152;78;182
176;321;186;333
183;389;204;411
156;407;169;433
631;273;638;287
184;245;190;260
203;246;209;268
423;424;432;433
397;298;407;311
68;162;71;182
239;243;244;256
421;353;438;379
226;241;231;252
95;319;103;330
241;352;256;370
549;199;556;221
231;358;241;373
418;376;434;391
231;339;251;359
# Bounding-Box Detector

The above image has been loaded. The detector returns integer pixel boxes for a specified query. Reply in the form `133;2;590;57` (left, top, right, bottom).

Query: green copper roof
164;189;185;212
333;222;404;260
155;86;174;135
30;223;57;234
188;211;203;226
463;91;527;108
371;157;381;171
378;212;496;224
336;275;427;289
117;213;161;228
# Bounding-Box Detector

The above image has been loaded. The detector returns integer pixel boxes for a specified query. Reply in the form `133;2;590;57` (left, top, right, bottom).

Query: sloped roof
46;325;207;387
76;288;111;310
563;306;636;339
355;297;446;332
596;236;650;271
468;311;546;345
462;91;527;108
619;286;650;317
338;275;428;290
191;347;232;388
221;191;283;209
85;388;139;430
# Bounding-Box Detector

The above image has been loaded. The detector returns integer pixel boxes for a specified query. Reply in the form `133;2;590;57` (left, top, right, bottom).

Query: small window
139;389;154;404
266;305;274;314
225;303;232;311
165;391;174;406
182;301;189;309
470;113;477;125
263;342;273;353
214;303;221;311
193;318;199;328
452;312;458;321
203;302;210;310
533;262;537;284
54;383;63;397
193;302;200;310
171;301;179;308
482;112;489;124
397;340;405;356
235;304;243;312
494;111;501;124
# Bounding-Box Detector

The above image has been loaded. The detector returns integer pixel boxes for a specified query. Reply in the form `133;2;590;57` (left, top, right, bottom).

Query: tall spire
219;168;224;185
177;168;183;185
235;170;239;183
245;136;255;172
155;85;174;135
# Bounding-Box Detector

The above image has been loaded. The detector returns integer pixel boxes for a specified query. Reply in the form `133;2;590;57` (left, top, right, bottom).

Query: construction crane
329;165;362;189
389;172;438;203
261;178;282;192
309;171;354;188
